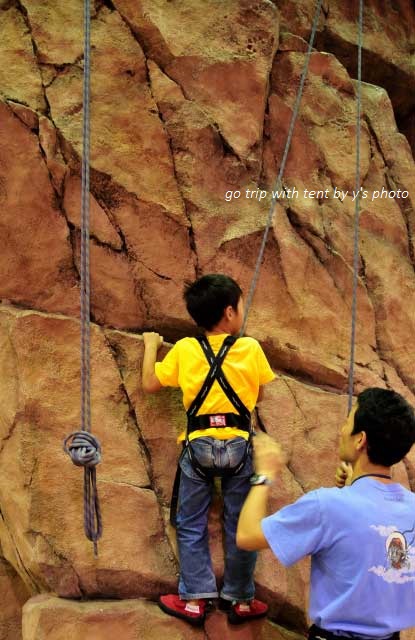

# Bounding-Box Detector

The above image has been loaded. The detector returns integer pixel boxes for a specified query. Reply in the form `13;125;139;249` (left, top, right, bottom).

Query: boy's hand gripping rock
143;332;164;350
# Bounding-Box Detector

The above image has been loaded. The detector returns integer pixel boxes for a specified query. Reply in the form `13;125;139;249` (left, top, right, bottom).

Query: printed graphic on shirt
368;523;415;583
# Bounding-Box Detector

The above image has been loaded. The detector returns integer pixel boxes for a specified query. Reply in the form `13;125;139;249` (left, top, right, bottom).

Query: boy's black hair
353;388;415;466
184;274;242;331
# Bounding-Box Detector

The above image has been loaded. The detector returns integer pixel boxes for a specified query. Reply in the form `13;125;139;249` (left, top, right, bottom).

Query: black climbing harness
187;336;251;433
170;335;265;526
187;335;252;478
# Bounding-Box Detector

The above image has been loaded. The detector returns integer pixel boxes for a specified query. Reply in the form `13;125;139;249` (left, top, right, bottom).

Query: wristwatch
250;473;273;486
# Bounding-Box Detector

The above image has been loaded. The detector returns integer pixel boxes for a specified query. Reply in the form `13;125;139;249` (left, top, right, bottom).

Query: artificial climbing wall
0;1;414;639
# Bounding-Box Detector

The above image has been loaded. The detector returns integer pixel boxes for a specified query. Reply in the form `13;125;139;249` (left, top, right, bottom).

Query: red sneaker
158;594;206;627
227;598;268;625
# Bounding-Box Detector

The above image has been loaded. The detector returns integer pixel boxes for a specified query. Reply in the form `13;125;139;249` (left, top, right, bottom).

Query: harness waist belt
187;413;251;432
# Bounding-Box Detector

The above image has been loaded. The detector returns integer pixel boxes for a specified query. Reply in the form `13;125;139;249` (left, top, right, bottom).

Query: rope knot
63;431;102;468
63;430;103;554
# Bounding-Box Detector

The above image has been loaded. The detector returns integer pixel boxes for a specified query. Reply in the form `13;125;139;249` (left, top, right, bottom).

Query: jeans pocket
225;437;249;469
188;438;215;468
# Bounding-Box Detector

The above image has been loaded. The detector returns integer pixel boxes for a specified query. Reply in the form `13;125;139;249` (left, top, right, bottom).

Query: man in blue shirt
237;388;415;639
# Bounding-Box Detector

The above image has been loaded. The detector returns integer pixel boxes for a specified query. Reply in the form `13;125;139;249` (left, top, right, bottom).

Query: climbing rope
63;0;102;557
347;0;364;412
240;0;364;415
240;0;324;336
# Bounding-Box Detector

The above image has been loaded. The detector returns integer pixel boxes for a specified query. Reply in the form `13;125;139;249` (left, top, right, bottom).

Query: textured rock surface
0;307;177;600
22;595;304;640
276;0;415;154
0;552;30;640
0;0;414;636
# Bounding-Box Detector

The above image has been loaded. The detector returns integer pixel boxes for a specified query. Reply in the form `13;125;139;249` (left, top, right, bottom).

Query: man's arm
142;332;163;393
237;485;271;550
237;433;285;551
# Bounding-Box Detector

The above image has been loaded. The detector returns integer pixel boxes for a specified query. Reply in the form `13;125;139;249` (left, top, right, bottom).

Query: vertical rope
347;0;364;413
240;0;323;336
81;0;91;435
81;0;102;557
64;0;102;558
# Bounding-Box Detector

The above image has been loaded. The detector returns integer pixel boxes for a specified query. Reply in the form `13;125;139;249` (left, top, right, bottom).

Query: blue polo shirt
261;478;415;637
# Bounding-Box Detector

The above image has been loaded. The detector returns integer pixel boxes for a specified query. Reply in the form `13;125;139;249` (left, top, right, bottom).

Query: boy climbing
142;274;275;626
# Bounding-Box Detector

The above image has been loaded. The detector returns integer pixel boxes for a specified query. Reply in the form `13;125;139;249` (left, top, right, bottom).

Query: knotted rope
63;0;102;557
63;432;101;469
63;431;102;557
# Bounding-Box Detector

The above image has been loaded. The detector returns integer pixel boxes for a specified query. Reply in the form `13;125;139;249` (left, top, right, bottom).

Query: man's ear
355;430;367;452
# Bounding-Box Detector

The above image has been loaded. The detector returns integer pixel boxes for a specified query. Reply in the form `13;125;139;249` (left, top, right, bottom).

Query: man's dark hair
353;388;415;466
183;274;242;331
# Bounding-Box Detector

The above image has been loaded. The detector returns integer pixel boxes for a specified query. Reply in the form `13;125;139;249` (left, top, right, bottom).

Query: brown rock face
322;2;415;131
0;102;78;316
0;307;177;600
22;595;305;640
22;596;204;640
0;552;30;640
113;0;279;162
276;0;415;154
0;8;45;112
0;0;415;637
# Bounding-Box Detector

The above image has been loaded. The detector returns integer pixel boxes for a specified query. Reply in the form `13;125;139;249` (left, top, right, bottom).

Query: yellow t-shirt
155;334;275;441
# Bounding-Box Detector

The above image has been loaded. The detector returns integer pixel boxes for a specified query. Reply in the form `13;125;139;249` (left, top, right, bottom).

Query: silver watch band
250;473;273;486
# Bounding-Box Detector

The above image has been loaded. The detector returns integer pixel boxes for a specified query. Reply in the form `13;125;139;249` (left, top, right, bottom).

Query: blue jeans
176;436;257;601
